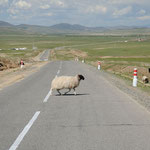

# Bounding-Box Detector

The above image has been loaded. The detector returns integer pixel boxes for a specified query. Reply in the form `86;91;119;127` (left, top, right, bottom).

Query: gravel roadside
83;62;150;112
1;60;150;113
102;71;150;111
0;62;48;90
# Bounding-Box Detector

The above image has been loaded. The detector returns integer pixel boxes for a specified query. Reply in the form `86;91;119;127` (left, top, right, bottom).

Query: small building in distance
12;47;27;50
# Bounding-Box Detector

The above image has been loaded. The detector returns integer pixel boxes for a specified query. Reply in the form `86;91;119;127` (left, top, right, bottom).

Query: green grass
1;34;150;63
101;58;150;63
0;33;150;93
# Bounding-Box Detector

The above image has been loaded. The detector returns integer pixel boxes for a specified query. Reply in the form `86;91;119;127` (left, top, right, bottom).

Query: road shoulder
0;61;48;90
81;62;150;112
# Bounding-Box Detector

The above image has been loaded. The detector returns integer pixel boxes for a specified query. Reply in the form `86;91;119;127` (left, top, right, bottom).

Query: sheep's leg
73;88;76;95
64;89;71;95
57;89;61;95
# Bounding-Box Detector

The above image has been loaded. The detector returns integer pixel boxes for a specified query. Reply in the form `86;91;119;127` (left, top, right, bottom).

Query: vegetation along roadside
0;33;150;94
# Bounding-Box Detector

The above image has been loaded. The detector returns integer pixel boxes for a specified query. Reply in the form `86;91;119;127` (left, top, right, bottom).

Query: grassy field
49;34;150;93
0;34;150;92
1;34;150;62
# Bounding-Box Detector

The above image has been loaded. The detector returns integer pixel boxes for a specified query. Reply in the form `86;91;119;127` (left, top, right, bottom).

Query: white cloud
137;9;146;15
55;0;65;7
2;0;150;26
44;12;53;16
0;0;8;6
47;13;53;16
15;1;31;9
108;0;150;5
49;0;65;7
7;0;32;15
137;15;150;20
84;5;107;14
113;6;132;17
10;15;18;19
37;0;65;8
8;8;19;15
40;4;50;9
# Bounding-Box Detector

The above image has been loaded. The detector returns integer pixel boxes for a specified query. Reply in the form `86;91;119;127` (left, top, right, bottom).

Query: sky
0;0;150;27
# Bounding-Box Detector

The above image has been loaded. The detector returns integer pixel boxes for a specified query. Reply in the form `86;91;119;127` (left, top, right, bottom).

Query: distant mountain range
0;20;150;35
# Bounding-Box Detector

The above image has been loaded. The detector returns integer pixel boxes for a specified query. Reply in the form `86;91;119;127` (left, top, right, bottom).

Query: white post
133;68;137;87
98;61;101;70
20;60;24;69
75;57;79;61
21;65;24;69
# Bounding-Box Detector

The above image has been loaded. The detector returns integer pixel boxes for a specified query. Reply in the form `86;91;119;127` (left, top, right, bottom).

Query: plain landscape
1;20;150;150
0;20;150;93
2;0;150;149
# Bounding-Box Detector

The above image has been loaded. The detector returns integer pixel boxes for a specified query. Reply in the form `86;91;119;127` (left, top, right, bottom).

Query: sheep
142;76;149;84
50;74;85;95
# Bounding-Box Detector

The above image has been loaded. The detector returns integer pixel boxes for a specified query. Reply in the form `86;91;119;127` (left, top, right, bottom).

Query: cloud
49;0;65;8
137;9;146;15
8;8;19;15
15;1;31;9
43;12;53;16
40;4;50;9
38;0;65;9
55;0;65;7
7;0;32;16
113;6;132;17
84;5;107;14
137;15;150;20
108;0;150;5
1;0;150;26
0;0;8;6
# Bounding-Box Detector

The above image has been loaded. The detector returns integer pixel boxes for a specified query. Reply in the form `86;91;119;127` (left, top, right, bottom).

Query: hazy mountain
50;23;108;31
0;20;150;35
51;23;88;30
0;21;14;27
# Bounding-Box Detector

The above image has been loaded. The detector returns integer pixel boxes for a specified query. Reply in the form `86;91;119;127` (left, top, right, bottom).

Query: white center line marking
57;70;60;75
59;61;62;69
43;90;52;103
9;111;40;150
43;61;62;103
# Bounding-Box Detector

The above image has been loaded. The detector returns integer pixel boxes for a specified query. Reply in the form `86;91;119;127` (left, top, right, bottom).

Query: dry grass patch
50;49;88;60
89;60;150;85
0;61;48;89
0;57;18;71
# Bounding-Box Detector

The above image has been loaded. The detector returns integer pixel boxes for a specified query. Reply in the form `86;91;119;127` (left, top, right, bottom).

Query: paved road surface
1;61;150;150
40;49;50;61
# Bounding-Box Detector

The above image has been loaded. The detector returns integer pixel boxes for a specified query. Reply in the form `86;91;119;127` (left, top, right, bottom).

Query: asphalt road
40;49;50;61
1;61;150;150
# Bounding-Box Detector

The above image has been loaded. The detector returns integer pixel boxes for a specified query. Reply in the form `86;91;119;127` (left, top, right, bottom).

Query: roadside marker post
20;59;24;69
98;61;101;70
75;57;79;61
133;68;138;87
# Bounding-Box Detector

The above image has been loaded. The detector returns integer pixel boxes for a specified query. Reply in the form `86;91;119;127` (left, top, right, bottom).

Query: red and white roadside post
20;59;24;69
98;61;101;70
133;68;138;87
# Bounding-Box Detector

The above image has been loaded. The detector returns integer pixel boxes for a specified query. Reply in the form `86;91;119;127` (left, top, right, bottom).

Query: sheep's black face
145;79;149;83
78;75;85;80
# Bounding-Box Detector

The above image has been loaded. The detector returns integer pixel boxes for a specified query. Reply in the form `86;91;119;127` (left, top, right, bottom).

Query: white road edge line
43;90;52;103
9;111;40;150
